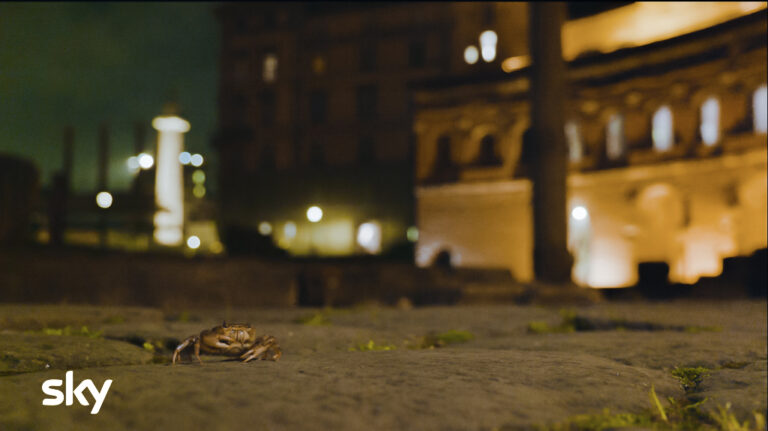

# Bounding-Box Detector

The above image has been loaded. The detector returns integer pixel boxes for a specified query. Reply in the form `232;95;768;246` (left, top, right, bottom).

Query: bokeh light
95;191;113;209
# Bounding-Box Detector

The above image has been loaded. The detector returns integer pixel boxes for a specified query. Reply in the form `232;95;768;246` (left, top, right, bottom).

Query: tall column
152;108;189;246
528;2;572;283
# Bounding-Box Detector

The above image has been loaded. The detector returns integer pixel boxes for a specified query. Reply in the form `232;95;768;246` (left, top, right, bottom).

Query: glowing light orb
571;206;588;221
406;226;419;242
179;151;192;165
95;191;113;209
284;222;297;239
126;156;140;171
186;235;201;249
138;153;154;169
193;184;206;198
192;170;206;184
357;222;382;254
258;221;273;235
190;154;204;167
306;206;323;223
464;46;479;65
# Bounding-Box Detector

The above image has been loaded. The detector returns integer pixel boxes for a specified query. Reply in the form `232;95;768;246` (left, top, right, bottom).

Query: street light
307;206;323;223
96;191;113;209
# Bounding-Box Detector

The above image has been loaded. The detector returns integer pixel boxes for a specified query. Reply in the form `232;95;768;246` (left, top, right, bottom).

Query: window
652;105;674;152
356;85;377;120
464;46;479;65
309;91;327;124
699;97;720;146
754;84;767;133
606;113;625;160
262;53;278;83
475;134;502;165
408;40;426;68
479;30;497;63
565;120;583;162
360;41;376;72
260;91;276;126
359;135;375;164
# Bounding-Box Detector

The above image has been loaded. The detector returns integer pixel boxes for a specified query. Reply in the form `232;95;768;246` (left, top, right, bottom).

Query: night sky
0;2;219;193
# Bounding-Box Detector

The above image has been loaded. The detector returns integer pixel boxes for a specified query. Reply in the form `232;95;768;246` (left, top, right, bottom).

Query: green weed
671;366;711;392
295;311;332;326
540;386;764;431
33;326;103;339
349;340;397;352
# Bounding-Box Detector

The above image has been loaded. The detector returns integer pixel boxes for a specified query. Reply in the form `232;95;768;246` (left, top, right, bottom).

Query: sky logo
41;370;112;415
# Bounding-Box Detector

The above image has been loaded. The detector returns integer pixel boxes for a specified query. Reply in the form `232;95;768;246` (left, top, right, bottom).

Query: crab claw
172;335;202;365
240;335;281;363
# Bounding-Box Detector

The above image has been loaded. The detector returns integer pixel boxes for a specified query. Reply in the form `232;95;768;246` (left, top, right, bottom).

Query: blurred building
413;5;767;287
212;2;531;257
33;117;221;255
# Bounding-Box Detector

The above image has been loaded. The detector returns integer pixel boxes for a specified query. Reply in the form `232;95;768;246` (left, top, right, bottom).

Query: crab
172;322;282;364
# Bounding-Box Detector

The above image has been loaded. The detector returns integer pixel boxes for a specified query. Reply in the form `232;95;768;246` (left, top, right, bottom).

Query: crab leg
240;345;270;363
240;336;281;362
172;335;201;365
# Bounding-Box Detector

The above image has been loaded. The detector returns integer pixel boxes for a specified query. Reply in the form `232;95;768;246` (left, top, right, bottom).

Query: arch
466;123;500;164
605;112;626;160
415;125;455;182
652;105;674;152
754;84;767;133
474;134;503;166
427;133;458;183
699;96;720;146
565;119;583;162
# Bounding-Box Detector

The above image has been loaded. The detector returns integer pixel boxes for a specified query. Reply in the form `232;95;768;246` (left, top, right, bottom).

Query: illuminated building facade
212;2;530;256
413;7;767;287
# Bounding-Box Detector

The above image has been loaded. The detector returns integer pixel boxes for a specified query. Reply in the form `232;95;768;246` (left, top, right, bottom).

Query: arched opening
652;105;674;152
430;135;457;182
474;134;502;166
699;96;720;146
565;120;583;162
754;84;767;134
605;113;625;160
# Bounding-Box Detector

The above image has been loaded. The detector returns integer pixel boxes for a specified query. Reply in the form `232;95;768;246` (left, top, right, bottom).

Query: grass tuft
349;340;397;352
31;325;103;339
671;366;710;392
295;311;332;326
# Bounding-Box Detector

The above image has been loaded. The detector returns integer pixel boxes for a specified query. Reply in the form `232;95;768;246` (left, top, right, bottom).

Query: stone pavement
0;300;765;430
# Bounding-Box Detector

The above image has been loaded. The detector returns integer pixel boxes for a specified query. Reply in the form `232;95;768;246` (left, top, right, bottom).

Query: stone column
152;106;189;246
528;2;572;283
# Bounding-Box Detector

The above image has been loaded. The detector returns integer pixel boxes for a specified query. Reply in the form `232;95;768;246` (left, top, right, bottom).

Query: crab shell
199;322;260;356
